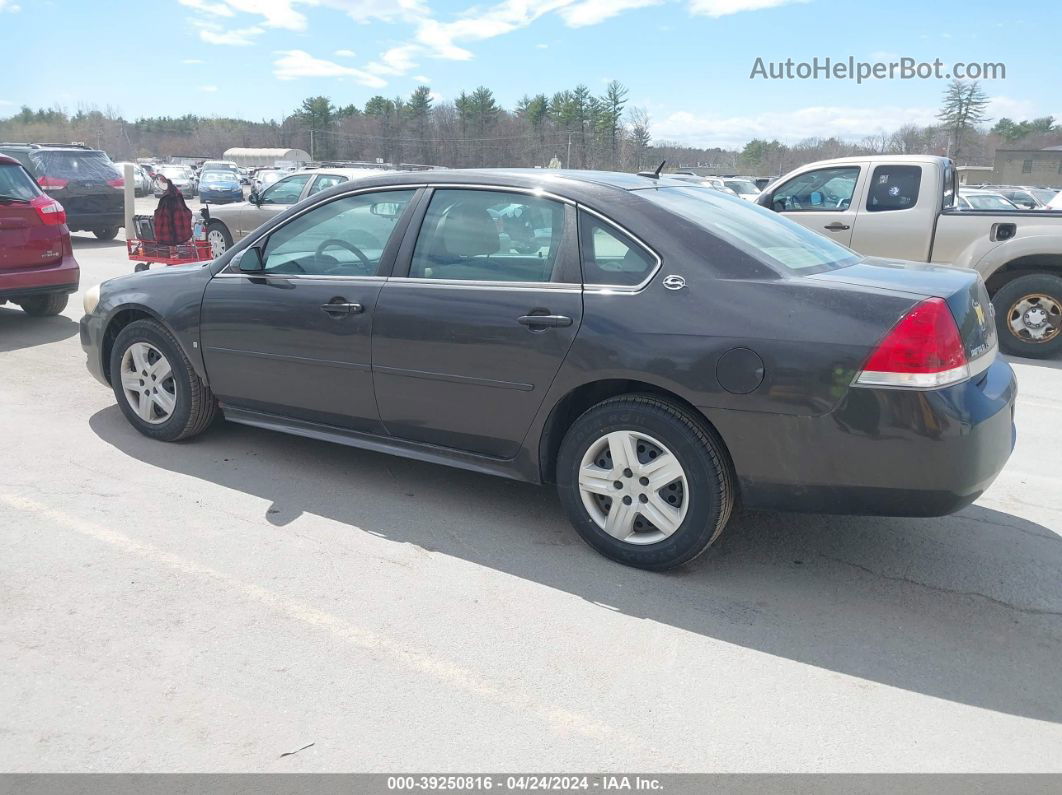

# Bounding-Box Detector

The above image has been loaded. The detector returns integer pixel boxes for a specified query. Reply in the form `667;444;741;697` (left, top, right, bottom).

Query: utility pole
310;129;315;160
566;132;572;170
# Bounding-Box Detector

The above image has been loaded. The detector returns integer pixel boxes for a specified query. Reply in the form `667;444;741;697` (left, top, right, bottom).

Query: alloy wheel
119;342;176;425
578;430;689;545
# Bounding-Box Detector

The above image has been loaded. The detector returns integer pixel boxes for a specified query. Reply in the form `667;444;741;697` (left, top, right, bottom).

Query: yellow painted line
2;493;660;758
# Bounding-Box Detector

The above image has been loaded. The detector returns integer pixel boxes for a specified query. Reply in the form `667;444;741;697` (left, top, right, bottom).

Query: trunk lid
808;256;997;365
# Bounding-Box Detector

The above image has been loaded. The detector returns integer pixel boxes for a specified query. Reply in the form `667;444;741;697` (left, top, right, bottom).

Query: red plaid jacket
153;182;192;245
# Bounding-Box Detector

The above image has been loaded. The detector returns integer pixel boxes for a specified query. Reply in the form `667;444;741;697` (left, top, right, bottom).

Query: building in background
992;146;1062;188
222;148;311;168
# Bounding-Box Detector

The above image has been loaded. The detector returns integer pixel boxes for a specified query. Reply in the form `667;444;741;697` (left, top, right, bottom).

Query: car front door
371;187;583;458
237;174;312;237
199;187;420;432
766;164;865;246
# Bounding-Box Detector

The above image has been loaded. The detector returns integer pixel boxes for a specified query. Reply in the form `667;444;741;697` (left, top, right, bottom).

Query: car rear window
640;186;859;274
0;163;42;200
29;150;119;181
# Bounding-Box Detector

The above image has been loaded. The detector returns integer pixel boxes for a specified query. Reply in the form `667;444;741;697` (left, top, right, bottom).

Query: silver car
203;167;390;256
153;165;198;197
113;162;152;197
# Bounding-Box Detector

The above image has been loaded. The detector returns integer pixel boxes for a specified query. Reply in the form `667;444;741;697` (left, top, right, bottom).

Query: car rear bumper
67;210;124;231
709;357;1017;516
0;255;80;299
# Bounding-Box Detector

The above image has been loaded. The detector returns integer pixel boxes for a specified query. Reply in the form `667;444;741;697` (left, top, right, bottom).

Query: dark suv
0;143;124;240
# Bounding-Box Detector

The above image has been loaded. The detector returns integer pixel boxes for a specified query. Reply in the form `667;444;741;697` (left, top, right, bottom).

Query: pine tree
937;80;990;162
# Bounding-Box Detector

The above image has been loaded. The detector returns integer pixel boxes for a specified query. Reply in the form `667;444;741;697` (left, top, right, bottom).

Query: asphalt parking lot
1;228;1061;772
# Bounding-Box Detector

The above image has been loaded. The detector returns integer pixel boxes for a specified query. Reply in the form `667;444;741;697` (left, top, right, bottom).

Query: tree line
1;80;1059;177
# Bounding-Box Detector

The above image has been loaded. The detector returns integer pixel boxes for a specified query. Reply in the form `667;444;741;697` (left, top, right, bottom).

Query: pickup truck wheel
18;293;68;316
556;395;735;571
992;273;1062;359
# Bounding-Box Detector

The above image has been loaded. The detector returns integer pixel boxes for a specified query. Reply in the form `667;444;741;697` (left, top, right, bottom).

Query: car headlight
83;283;102;315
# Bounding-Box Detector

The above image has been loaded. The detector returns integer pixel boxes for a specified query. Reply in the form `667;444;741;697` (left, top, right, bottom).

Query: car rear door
766;163;866;246
370;186;583;458
199;187;420;432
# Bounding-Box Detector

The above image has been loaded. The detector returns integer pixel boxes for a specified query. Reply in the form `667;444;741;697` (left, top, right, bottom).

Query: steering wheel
314;238;371;272
836;197;851;210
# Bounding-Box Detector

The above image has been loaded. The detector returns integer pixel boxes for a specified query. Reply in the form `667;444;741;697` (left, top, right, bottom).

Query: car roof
0;153;20;165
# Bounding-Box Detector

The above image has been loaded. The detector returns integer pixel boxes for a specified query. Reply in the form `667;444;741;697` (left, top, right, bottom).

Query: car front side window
259;189;416;277
260;174;311;205
771;166;860;212
408;189;565;283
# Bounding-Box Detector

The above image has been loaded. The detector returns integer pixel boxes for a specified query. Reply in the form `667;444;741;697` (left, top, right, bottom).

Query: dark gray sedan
80;169;1016;570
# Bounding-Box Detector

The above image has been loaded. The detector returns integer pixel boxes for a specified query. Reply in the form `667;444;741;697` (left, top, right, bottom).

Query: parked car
203;167;388;256
237;167;251;185
1048;191;1062;211
957;189;1020;211
252;168;285;193
197;170;244;205
0;154;80;315
80;169;1015;570
760;155;1062;357
666;174;740;197
0;143;124;240
113;162;153;197
201;160;239;175
753;177;776;191
721;177;761;201
153;165;198;197
977;185;1053;210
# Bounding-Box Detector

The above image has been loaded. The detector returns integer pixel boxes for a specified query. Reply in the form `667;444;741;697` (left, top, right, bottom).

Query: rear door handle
823;222;850;231
518;314;573;329
321;300;363;316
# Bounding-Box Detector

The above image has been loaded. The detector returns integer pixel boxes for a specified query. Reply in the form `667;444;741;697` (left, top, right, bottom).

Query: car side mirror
236;247;265;273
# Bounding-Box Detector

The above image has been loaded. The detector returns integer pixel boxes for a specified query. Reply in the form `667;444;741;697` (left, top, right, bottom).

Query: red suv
0;154;80;315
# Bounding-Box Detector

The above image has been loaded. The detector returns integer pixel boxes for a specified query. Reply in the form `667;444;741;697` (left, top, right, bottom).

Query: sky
0;0;1058;148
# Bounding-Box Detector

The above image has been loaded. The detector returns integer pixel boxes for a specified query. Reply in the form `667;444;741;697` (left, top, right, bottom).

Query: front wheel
206;221;233;258
556;395;735;570
94;226;120;241
992;273;1062;359
18;293;68;316
109;319;217;441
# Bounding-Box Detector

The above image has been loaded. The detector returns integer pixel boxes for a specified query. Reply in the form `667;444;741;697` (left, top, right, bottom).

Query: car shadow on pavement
70;235;126;249
89;405;1062;724
0;308;79;353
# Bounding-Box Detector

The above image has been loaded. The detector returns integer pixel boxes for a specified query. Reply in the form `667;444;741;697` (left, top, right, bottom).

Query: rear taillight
30;194;67;226
107;176;124;189
855;297;969;389
37;176;68;191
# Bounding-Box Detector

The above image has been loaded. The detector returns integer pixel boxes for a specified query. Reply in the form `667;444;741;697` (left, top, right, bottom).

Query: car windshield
962;193;1018;211
29;150;118;180
724;179;759;196
640;186;860;274
0;163;41;200
202;171;236;182
160;166;192;179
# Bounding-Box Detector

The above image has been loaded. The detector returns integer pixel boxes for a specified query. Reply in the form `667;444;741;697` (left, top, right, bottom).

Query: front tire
556;395;734;570
94;226;120;241
109;319;217;442
992;273;1062;359
18;293;68;316
206;221;233;257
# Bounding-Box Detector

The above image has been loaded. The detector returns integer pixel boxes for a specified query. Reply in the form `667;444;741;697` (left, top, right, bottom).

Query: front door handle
823;222;850;231
518;314;573;329
321;300;363;317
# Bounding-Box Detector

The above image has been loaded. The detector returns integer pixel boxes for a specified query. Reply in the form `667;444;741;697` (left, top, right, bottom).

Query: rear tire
556;395;734;570
992;273;1062;359
109;319;217;442
94;226;120;241
18;293;68;316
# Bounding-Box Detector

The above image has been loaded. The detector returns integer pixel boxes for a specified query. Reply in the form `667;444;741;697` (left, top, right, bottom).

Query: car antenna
638;160;666;179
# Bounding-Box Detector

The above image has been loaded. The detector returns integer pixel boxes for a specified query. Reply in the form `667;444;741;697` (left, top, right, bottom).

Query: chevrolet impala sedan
80;170;1016;570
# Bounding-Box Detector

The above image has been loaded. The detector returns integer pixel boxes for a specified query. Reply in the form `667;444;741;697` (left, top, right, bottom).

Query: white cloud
558;0;662;27
688;0;806;17
196;23;265;45
653;104;939;147
0;0;21;11
413;74;431;83
334;48;356;57
536;43;549;48
272;49;387;86
987;96;1036;120
199;84;219;92
0;99;14;106
182;58;206;64
869;50;900;61
178;0;234;17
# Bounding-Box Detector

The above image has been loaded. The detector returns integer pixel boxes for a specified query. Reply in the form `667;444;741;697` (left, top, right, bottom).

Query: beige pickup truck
758;155;1062;358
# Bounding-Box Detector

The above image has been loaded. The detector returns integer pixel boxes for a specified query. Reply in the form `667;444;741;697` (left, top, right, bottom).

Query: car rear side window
866;165;921;212
409;189;565;283
579;212;657;287
0;163;42;200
